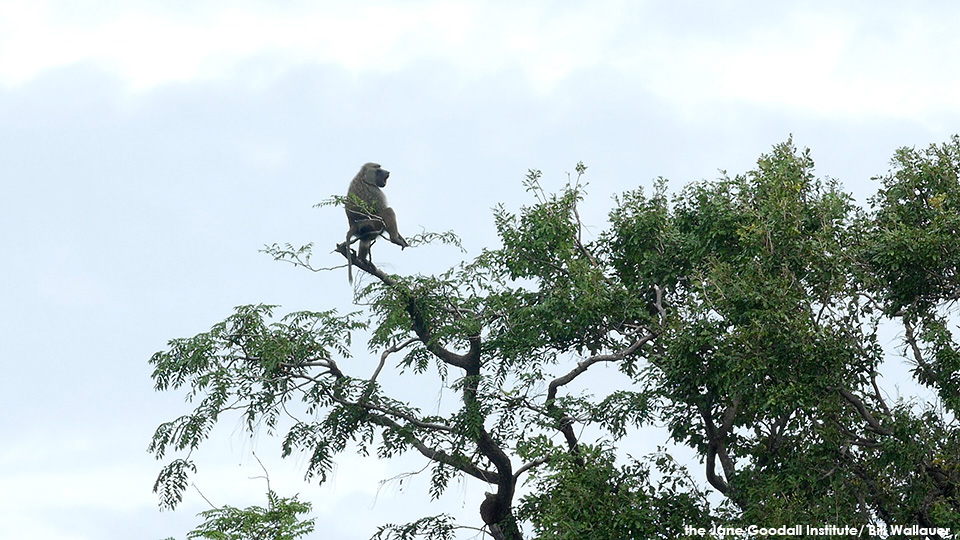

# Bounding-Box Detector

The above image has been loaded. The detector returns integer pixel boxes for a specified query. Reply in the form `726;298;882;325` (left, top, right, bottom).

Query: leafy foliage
516;445;711;540
865;135;960;315
372;515;458;540
186;490;315;540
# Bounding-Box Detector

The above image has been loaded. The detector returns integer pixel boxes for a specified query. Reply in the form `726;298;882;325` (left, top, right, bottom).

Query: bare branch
335;242;397;286
870;372;892;418
547;331;654;402
372;337;418;383
367;411;498;484
653;284;667;321
698;398;742;509
250;452;272;494
513;457;550;482
540;330;655;455
833;386;893;436
902;316;939;384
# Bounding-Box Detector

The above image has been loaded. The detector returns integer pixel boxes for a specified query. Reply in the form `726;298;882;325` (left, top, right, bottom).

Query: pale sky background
2;1;959;539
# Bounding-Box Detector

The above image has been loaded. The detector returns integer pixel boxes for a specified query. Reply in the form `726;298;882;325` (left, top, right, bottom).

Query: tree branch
371;337;418;384
513;457;550;482
367;412;499;484
698;397;743;510
902;316;939;385
547;331;654;401
335;241;397;285
336;242;480;372
870;372;892;418
543;331;655;453
833;386;893;436
408;301;480;372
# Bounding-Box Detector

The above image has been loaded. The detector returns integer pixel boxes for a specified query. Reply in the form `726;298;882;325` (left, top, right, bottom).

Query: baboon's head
362;162;390;188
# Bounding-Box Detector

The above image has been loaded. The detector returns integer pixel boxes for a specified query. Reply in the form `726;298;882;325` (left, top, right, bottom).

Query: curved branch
833;386;893;436
406;292;480;371
367;412;498;484
371;337;418;383
513;456;550;482
698;398;743;510
902;316;939;385
546;331;654;401
704;439;729;494
336;242;479;371
335;242;397;285
543;331;655;454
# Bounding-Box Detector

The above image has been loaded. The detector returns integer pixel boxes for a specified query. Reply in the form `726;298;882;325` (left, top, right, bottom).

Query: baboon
344;162;408;282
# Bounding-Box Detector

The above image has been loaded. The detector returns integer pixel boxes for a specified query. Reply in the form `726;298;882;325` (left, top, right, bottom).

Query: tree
183;490;315;540
150;138;960;538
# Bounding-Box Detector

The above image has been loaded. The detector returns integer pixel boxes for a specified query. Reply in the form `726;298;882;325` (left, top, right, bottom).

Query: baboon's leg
357;238;374;262
346;219;383;283
351;218;385;239
379;208;408;248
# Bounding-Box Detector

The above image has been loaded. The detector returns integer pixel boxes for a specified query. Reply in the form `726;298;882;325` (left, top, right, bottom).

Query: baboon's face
375;167;390;188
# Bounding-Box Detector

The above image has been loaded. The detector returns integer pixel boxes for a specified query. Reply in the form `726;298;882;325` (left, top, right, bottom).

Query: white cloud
0;1;487;90
3;0;959;124
0;516;88;540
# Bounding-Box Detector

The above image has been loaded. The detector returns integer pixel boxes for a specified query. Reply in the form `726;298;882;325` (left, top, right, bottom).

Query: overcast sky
2;1;959;539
